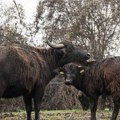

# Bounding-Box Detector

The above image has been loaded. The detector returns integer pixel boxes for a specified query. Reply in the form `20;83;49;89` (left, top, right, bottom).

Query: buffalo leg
89;98;98;120
100;95;106;110
111;101;119;120
0;80;6;97
34;87;44;120
23;95;32;120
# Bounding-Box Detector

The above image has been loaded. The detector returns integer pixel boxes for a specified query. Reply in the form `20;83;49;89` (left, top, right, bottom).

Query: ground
0;109;120;120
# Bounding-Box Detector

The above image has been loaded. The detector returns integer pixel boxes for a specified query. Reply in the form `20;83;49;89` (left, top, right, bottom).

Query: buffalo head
56;63;85;87
46;40;90;66
57;59;96;86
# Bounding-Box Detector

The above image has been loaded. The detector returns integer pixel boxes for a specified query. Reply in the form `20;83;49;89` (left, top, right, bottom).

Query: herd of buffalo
0;40;119;120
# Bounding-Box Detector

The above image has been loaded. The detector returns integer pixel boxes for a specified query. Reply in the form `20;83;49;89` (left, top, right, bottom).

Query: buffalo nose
66;79;71;82
65;79;72;85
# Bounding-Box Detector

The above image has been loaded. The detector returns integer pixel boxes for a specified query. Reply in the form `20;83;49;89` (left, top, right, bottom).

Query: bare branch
12;0;22;24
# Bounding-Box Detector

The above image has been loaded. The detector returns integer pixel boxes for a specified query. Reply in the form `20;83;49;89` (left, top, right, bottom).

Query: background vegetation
0;0;120;112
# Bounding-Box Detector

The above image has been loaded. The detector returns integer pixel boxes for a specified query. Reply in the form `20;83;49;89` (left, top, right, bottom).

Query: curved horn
86;58;96;62
46;40;65;49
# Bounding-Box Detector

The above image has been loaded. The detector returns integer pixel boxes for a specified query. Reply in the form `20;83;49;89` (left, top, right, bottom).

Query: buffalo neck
36;48;63;84
75;73;85;90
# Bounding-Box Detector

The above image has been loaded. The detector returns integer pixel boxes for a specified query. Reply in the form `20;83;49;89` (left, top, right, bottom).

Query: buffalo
78;93;89;110
0;40;90;120
57;57;120;120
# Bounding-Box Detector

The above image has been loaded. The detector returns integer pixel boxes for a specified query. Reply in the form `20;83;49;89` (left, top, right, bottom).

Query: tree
0;1;33;45
35;0;120;58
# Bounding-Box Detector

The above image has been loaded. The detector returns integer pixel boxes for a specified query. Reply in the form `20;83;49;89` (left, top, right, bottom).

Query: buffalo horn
46;40;65;49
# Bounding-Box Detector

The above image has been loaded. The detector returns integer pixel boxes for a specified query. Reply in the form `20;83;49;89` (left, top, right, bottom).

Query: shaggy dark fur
61;57;120;120
0;41;90;120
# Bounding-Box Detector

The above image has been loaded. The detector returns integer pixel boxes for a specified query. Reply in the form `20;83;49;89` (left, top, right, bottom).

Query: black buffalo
58;57;120;120
0;40;90;120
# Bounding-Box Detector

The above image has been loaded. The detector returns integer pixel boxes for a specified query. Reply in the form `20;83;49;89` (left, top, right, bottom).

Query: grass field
0;109;120;120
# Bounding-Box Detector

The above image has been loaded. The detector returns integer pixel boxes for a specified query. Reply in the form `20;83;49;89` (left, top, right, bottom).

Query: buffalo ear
80;69;85;74
54;68;60;74
54;67;64;74
77;66;85;74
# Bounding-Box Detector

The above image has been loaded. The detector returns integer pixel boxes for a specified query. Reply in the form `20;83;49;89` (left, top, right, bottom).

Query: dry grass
0;109;120;120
